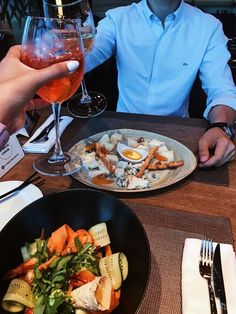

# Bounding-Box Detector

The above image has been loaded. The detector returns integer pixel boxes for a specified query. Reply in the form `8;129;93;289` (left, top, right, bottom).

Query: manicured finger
36;60;80;83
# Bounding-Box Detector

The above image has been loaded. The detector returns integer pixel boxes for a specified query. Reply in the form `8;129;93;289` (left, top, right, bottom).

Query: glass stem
49;102;66;163
80;78;92;103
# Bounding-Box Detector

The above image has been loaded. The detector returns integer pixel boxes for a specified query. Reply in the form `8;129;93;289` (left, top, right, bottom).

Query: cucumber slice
21;241;37;262
2;300;24;312
28;241;37;256
20;246;30;262
99;253;122;290
89;222;111;248
119;253;128;281
3;279;35;308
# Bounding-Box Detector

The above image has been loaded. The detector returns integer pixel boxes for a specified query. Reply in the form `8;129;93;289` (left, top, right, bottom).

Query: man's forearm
208;105;236;124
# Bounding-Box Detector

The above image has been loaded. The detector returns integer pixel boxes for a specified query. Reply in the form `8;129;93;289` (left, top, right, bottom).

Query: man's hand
198;127;235;167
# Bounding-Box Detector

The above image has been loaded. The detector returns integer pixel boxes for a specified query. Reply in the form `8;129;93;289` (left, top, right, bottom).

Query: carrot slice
38;255;58;271
154;152;168;161
104;244;112;256
75;229;94;246
76;269;96;282
70;269;96;288
4;257;37;280
90;289;121;314
47;224;68;254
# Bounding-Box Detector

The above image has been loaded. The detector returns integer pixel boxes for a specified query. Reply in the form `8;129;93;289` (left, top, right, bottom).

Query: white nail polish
67;61;79;72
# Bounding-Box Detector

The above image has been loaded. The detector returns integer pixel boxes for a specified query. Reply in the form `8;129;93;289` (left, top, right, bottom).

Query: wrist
206;122;235;141
0;122;10;150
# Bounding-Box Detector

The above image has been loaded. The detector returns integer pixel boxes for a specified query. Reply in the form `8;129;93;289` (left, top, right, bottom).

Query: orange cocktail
21;39;84;103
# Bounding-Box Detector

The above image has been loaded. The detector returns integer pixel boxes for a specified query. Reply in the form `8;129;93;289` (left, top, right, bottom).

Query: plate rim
70;128;197;193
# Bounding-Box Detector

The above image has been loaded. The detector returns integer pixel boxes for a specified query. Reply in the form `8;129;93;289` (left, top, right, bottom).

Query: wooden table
3;109;236;249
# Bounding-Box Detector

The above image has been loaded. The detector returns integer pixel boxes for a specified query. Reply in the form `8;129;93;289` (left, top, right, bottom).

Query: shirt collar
140;0;184;26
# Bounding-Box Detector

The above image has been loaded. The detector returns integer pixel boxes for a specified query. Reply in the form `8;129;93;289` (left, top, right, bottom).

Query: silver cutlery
199;238;218;314
29;118;62;143
0;172;44;200
213;243;228;314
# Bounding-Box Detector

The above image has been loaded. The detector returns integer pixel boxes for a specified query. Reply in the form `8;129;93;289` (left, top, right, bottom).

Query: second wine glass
43;0;107;118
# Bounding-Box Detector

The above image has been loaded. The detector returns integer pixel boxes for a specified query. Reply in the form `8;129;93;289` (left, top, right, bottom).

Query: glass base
33;152;82;176
67;91;107;118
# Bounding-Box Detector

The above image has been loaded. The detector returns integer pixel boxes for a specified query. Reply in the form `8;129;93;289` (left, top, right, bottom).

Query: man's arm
85;12;117;73
197;19;236;167
200;21;236;120
208;104;236;123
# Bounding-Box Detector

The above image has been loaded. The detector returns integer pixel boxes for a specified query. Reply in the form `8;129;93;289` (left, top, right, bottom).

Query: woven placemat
139;228;199;314
125;201;233;314
64;113;229;186
191;163;229;186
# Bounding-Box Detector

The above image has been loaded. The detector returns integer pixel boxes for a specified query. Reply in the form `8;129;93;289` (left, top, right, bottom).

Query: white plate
0;181;43;231
69;129;197;192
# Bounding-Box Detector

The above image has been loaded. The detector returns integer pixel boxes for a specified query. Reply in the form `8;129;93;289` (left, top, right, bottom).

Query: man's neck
147;0;181;23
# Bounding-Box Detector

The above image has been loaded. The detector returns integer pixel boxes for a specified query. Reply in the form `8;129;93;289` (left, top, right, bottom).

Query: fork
199;238;218;314
0;172;44;200
29;118;63;143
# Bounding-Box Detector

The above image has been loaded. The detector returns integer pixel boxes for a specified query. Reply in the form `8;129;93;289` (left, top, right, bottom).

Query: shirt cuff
203;95;236;120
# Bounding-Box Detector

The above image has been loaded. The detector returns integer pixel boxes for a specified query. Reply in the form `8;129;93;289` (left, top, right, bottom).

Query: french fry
137;146;158;178
148;160;184;170
96;143;115;173
85;142;96;152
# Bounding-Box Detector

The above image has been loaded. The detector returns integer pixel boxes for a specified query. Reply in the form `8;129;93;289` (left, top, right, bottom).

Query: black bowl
0;189;150;314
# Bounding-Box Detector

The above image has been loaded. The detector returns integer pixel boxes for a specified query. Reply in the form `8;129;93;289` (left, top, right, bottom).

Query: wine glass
21;16;84;176
43;0;107;118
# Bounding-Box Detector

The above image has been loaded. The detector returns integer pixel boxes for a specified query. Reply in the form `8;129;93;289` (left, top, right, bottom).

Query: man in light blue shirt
86;0;236;167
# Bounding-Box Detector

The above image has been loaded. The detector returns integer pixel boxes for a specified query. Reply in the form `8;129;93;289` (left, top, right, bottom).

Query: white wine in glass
43;0;108;118
21;16;85;176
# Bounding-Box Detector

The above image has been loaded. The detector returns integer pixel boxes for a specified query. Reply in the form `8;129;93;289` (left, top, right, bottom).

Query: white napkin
14;127;30;137
0;181;43;231
23;114;73;153
182;238;236;314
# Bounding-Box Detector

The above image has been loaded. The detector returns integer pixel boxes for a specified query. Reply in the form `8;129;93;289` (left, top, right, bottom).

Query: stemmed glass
21;16;84;176
43;0;107;118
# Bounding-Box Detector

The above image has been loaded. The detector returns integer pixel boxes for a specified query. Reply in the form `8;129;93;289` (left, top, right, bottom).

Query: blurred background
1;0;236;117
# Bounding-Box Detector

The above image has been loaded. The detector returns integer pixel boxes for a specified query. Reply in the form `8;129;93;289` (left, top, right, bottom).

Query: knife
29;118;62;143
213;243;228;314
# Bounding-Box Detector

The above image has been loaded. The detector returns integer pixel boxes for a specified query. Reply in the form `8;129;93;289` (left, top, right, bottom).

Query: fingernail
67;61;79;72
200;155;208;163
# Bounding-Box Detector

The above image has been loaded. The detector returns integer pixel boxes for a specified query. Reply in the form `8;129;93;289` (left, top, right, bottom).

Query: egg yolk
122;149;142;160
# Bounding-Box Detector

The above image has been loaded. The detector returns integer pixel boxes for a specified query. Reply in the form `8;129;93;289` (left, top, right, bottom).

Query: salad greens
32;238;99;314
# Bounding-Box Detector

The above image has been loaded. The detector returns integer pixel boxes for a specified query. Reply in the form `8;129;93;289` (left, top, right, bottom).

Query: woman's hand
0;45;79;133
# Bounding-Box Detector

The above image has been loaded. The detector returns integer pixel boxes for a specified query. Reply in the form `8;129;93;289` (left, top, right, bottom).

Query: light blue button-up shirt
86;0;236;119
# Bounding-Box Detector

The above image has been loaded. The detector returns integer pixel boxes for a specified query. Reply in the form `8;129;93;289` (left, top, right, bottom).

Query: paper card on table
0;134;25;178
